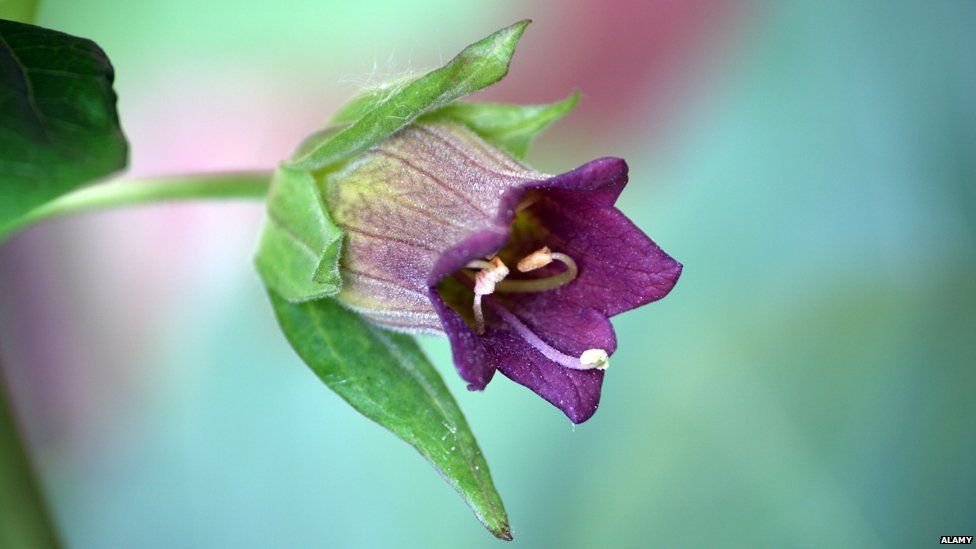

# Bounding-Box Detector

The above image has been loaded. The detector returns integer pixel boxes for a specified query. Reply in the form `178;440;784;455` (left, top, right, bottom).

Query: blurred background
1;0;974;546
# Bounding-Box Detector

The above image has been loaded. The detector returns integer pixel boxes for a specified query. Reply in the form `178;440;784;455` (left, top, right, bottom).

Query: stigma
486;297;609;370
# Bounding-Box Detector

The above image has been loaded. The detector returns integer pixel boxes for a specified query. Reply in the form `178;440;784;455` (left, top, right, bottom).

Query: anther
495;248;578;293
517;246;553;272
474;257;509;295
469;257;509;334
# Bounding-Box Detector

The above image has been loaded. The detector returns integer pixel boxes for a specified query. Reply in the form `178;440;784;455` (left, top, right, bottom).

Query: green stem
0;363;59;548
1;0;40;23
0;171;272;242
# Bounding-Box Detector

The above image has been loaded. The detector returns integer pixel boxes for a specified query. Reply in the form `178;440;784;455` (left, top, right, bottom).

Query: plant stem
0;171;272;242
1;0;40;23
0;361;59;548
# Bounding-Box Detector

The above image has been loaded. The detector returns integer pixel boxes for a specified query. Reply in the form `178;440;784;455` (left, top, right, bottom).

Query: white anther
579;349;610;370
471;257;508;335
474;257;509;296
495;249;578;293
517;246;554;272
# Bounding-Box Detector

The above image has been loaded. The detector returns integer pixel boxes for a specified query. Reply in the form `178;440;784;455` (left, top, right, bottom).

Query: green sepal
327;74;422;125
287;20;530;171
254;165;343;301
0;19;128;236
267;292;512;540
422;91;580;159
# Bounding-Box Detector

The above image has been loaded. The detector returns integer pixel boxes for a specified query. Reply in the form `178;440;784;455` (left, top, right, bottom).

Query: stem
0;171;272;242
0;360;59;548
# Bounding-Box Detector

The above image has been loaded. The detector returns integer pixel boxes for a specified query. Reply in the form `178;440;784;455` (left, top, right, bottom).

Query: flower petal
429;288;497;391
480;300;616;424
522;193;682;316
487;156;681;317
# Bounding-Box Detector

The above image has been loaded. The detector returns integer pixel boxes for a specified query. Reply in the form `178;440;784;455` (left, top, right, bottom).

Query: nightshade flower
322;121;681;423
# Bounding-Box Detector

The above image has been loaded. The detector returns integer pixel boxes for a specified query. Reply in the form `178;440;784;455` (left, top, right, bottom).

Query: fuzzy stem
0;171;272;242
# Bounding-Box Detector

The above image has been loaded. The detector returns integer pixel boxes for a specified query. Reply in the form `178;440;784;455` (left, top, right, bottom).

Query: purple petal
522;156;629;207
482;329;605;424
523;193;682;317
429;288;496;390
479;301;616;423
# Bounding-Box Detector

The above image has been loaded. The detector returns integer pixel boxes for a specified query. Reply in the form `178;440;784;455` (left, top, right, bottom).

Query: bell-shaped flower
324;121;681;423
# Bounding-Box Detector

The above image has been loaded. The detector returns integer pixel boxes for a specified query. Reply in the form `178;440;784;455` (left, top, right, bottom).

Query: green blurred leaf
255;165;343;301
288;20;530;171
268;292;511;540
1;373;58;548
0;1;39;23
423;91;579;159
0;19;128;235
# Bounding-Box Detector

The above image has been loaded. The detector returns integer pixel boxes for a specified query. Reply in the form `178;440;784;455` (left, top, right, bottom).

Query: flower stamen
468;257;509;334
462;248;579;335
495;248;577;293
516;246;554;272
485;297;609;370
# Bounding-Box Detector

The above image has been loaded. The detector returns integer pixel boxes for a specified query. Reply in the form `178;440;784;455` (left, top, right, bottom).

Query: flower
322;121;681;423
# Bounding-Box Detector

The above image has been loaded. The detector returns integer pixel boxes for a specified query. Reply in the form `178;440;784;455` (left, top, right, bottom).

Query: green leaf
327;74;422;125
268;292;511;540
423;91;580;159
288;19;530;171
254;165;343;301
289;125;345;161
0;19;128;235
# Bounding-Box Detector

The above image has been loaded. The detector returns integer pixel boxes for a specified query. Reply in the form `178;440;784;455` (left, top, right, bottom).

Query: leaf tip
501;19;531;48
474;19;531;61
512;18;532;33
567;88;582;105
552;89;581;115
493;525;514;541
477;501;512;541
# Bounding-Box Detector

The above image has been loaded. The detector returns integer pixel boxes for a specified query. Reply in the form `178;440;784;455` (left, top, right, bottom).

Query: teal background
1;1;974;547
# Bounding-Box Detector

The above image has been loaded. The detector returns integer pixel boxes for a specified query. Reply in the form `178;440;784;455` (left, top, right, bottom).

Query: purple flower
325;121;681;423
